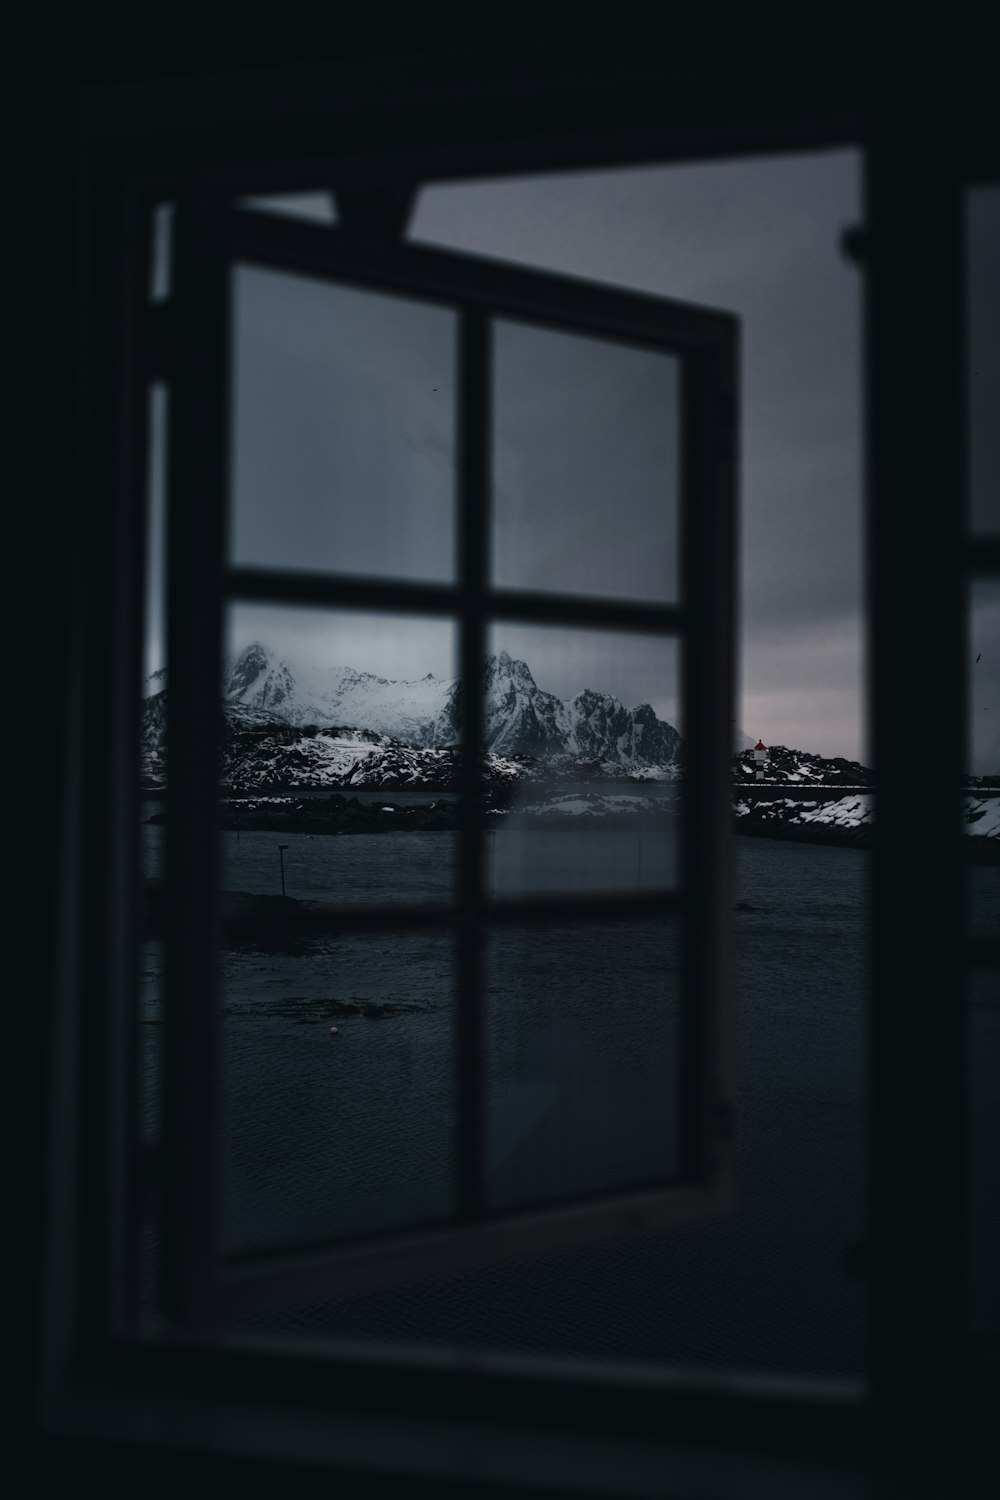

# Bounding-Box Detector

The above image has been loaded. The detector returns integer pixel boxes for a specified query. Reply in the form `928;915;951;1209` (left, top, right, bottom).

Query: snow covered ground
962;796;1000;839
733;792;999;842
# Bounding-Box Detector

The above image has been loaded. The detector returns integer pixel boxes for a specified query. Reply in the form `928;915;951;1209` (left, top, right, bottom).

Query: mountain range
216;641;685;774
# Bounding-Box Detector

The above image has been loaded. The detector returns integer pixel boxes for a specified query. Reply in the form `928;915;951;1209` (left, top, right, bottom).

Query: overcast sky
146;157;999;769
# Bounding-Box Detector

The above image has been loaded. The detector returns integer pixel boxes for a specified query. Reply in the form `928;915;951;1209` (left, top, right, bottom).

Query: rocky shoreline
142;785;1000;859
733;789;999;861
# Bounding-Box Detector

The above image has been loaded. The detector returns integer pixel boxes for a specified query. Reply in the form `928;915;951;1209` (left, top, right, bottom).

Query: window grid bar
98;183;158;1344
677;340;737;1187
225;565;686;635
217;890;684;944
455;307;490;1222
219;890;686;943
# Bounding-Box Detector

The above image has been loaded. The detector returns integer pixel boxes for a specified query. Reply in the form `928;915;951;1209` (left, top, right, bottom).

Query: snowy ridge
733;794;877;832
733;792;999;845
223;643;456;747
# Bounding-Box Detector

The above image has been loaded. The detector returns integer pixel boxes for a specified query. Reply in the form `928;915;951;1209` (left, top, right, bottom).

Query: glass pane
220;604;459;905
236;191;337;225
491;317;681;602
222;931;454;1254
484;624;682;897
486;919;680;1209
229;265;457;581
969;970;1000;1340
967;185;1000;535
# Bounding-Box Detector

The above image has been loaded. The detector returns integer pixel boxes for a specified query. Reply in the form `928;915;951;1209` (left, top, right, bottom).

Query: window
143;193;735;1327
37;17;998;1491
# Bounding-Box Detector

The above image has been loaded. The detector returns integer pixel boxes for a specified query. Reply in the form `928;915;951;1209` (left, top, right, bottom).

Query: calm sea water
139;809;999;1374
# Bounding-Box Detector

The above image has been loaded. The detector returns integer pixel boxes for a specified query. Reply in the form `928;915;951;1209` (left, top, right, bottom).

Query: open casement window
152;192;736;1331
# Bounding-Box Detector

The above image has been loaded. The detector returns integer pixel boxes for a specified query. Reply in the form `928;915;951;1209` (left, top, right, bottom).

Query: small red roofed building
753;739;768;781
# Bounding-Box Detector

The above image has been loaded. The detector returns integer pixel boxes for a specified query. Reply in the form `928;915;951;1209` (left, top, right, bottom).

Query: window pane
229;266;457;581
485;623;682;897
491;317;681;602
220;604;459;906
222;931;455;1254
216;602;458;1249
967;184;1000;535
486;918;680;1209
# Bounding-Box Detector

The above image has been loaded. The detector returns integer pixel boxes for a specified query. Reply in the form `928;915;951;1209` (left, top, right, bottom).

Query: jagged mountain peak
486;650;537;687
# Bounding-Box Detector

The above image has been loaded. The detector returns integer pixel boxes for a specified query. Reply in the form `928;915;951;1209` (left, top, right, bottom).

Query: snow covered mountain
220;642;684;773
476;651;682;769
223;642;456;747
